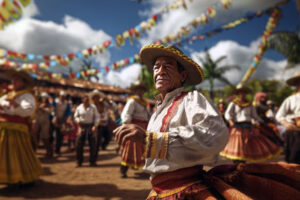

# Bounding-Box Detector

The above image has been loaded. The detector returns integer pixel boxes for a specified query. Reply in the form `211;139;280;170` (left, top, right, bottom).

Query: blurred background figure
220;86;282;163
217;98;229;127
51;91;72;155
74;95;99;167
119;81;150;178
35;92;53;158
63;115;77;152
276;71;300;164
0;69;43;187
266;100;276;121
254;92;283;146
89;90;107;163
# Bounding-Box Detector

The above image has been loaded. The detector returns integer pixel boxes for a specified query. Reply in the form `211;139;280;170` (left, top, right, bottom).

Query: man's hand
92;125;97;133
282;121;297;131
113;124;146;147
229;120;234;127
6;98;18;108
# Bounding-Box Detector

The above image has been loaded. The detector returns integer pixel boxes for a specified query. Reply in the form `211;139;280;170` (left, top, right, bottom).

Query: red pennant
68;53;75;60
43;56;50;61
124;58;129;64
32;64;38;70
103;40;111;48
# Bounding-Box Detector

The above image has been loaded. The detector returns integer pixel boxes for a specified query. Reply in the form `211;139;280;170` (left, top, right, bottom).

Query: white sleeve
276;97;291;123
224;102;235;121
93;105;100;125
251;106;264;123
74;106;80;123
3;93;36;117
121;99;135;124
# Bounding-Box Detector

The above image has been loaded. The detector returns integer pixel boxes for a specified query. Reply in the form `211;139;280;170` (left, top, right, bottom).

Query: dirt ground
0;141;284;200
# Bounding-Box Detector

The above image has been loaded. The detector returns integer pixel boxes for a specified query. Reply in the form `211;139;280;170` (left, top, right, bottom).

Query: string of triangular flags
0;1;286;80
103;4;284;72
0;0;31;30
0;0;232;69
238;7;282;87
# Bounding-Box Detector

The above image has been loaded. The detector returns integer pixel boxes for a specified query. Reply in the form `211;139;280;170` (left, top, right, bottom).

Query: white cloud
102;63;142;88
0;1;112;72
0;0;294;88
22;0;39;18
190;39;300;89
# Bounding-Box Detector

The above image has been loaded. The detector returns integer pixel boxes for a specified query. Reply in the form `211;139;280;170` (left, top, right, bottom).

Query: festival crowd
0;44;299;199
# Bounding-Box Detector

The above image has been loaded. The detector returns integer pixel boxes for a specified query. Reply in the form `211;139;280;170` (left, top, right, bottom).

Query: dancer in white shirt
74;95;99;167
276;71;300;164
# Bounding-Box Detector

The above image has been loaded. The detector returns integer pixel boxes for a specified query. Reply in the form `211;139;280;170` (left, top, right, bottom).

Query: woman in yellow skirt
0;69;43;186
220;86;282;163
119;81;150;178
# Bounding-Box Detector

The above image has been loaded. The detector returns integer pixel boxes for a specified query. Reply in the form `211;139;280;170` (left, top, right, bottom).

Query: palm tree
80;59;99;81
197;50;240;100
266;31;300;69
139;65;158;98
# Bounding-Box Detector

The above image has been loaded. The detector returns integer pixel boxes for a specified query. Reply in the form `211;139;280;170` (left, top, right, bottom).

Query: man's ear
181;71;188;83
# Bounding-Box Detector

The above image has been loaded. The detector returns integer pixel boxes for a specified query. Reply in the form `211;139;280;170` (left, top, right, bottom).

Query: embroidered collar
232;98;252;108
155;87;185;106
129;95;148;107
6;89;31;100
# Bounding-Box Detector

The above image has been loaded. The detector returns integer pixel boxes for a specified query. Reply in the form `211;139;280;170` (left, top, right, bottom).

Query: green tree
217;79;295;106
266;31;300;69
197;50;240;100
139;65;158;99
80;59;99;81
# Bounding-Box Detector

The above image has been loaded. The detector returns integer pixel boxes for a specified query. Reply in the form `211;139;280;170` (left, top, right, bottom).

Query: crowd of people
0;44;299;199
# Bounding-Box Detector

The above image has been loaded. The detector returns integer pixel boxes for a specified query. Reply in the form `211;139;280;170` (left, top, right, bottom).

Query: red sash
160;92;188;132
0;114;29;124
151;165;203;192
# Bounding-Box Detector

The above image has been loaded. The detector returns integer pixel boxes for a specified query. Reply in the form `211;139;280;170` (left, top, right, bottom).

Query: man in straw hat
35;92;53;158
89;89;110;162
276;71;300;164
0;69;43;186
119;80;150;178
113;44;300;199
74;94;99;167
52;90;71;155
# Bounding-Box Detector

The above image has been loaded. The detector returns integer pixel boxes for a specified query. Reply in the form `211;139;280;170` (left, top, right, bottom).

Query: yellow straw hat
130;80;148;91
286;71;300;86
140;44;204;86
235;84;252;94
89;89;105;103
5;68;34;88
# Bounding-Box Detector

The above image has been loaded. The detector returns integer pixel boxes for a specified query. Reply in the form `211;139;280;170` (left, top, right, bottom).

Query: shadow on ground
0;180;149;200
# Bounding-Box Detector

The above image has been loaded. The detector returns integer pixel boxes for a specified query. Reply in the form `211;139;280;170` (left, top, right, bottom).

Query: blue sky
0;0;299;88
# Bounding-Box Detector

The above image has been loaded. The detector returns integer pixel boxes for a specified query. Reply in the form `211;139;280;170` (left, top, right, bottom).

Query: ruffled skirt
121;119;148;169
220;125;282;161
0;121;43;184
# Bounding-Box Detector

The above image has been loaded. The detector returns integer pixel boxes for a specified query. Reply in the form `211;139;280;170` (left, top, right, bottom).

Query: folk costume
254;92;283;146
89;90;111;162
220;88;282;162
35;92;53;157
52;91;71;154
139;44;299;200
74;101;99;166
0;70;42;184
276;71;300;164
120;81;150;177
